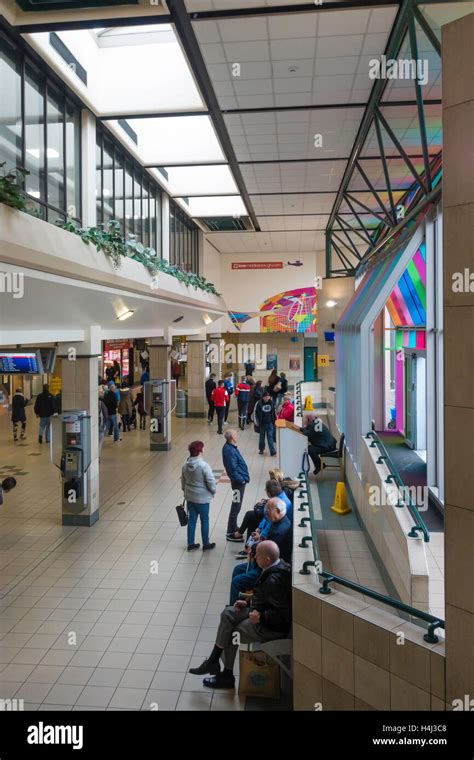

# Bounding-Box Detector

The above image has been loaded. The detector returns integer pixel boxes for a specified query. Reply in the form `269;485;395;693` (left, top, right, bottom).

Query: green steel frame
325;0;457;279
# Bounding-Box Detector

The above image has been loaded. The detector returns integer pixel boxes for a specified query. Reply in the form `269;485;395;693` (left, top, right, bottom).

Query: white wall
217;250;325;333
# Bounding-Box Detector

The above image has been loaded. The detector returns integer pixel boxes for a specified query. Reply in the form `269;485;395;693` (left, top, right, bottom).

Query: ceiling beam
222;100;441;115
189;0;401;22
98;111;208;121
13;14;173;34
166;0;260;232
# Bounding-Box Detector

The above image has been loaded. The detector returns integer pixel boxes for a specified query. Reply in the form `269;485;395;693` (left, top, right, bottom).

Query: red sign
232;262;283;270
104;340;131;350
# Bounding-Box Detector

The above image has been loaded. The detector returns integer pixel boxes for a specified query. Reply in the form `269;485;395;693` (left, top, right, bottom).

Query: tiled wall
292;481;445;711
442;13;474;706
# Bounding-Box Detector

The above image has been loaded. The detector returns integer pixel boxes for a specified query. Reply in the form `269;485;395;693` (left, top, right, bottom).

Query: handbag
176;501;188;527
238;650;280;699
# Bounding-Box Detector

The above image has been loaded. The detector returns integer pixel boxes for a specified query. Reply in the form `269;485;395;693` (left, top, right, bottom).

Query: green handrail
365;431;430;543
296;472;443;644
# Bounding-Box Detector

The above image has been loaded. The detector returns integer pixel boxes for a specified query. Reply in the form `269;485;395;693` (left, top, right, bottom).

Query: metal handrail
365;431;430;543
296;472;444;643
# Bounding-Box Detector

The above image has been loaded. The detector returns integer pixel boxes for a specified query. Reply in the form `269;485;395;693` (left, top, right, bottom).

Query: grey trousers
216;605;287;670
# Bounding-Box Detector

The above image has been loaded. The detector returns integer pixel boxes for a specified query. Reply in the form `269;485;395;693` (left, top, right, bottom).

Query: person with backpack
181;440;217;552
235;376;251;430
34;384;54;444
11;389;28;442
211;380;229;435
223;373;234;424
255;389;277;456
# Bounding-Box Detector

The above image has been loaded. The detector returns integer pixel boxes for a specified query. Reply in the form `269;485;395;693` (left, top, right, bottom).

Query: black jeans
139;413;146;430
228;480;246;534
308;444;331;474
237;509;261;539
207;400;215;422
216;406;225;433
224;400;231;422
237;400;248;429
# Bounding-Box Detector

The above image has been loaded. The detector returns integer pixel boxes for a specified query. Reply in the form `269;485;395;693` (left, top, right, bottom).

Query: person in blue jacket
223;373;234;424
222;429;250;540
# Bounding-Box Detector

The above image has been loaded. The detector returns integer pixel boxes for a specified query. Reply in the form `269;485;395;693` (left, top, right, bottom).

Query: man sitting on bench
301;413;337;476
189;540;292;690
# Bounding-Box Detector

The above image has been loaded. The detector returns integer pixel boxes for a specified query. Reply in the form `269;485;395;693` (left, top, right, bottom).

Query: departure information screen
0;353;40;374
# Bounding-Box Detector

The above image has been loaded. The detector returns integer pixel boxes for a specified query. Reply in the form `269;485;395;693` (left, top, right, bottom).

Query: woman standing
267;369;281;402
181;441;217;551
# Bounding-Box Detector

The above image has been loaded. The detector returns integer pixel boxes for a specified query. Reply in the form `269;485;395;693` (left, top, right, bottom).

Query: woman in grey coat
181;440;217;552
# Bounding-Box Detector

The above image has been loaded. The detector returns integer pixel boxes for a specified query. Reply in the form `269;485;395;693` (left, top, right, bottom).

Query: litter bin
176;389;188;418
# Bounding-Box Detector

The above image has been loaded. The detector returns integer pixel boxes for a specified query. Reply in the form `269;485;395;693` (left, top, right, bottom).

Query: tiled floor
0;403;275;711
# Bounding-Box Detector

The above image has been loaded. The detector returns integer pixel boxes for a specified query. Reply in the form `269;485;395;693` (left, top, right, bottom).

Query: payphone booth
51;411;92;523
144;379;176;451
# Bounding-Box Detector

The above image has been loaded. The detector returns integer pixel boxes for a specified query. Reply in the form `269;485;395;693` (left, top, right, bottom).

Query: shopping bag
176;502;188;527
238;650;280;699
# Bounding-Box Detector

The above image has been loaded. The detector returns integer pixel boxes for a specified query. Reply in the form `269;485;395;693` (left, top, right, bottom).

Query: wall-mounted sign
232;262;283;270
318;354;330;367
104;340;131;351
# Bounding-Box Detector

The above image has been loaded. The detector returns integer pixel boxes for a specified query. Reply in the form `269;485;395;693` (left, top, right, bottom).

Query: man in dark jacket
11;390;28;441
104;383;121;442
222;430;250;541
301;414;337;475
34;384;55;444
205;373;217;424
255;390;276;456
189;540;291;689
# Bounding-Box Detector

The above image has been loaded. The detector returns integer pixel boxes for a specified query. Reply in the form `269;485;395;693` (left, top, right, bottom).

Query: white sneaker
224;421;228;426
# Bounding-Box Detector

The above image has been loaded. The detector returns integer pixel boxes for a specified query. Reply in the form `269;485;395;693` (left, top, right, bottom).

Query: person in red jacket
277;393;294;423
211;381;229;435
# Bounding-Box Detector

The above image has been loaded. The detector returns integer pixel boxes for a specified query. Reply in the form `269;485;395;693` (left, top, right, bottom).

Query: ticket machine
144;379;176;451
51;411;92;521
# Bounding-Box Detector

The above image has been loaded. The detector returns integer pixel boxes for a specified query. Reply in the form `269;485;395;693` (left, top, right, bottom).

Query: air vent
198;216;254;232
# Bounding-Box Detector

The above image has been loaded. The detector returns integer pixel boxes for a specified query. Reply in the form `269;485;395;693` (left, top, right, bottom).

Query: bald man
189;540;292;690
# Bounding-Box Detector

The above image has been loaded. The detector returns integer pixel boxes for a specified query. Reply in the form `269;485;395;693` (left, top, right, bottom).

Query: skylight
176;196;248;218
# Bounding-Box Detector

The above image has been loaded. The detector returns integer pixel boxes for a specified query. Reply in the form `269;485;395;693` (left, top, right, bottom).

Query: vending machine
51;411;93;523
144;379;176;451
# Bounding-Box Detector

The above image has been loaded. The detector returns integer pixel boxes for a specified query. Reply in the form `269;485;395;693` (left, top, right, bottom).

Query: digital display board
0;353;41;374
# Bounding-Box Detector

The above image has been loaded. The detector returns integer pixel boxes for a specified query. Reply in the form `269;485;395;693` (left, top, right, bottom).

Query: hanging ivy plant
55;218;220;295
0;163;29;211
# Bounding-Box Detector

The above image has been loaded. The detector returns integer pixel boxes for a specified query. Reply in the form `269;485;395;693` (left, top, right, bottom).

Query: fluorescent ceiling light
26;148;59;159
162;165;237;196
178;196;247;218
202;313;213;326
117;309;135;321
326;300;337;308
108;116;224;165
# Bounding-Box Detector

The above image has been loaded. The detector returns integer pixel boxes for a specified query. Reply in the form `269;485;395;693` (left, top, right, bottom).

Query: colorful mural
227;287;318;333
386;241;426;350
260;287;318;333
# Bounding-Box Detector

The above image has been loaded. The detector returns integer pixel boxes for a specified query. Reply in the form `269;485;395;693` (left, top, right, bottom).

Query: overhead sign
232;262;283;270
104;340;131;351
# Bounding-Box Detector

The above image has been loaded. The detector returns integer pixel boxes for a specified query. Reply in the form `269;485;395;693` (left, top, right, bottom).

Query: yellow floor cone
331;482;352;515
304;395;314;411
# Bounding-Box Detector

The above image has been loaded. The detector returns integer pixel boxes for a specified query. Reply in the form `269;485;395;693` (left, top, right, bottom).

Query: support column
81;110;97;228
443;12;474;710
208;333;223;380
149;337;171;381
187;337;207;418
59;326;100;527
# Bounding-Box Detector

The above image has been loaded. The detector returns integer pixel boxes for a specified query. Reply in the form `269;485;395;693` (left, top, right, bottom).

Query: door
304;348;316;382
404;353;417;449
